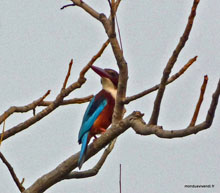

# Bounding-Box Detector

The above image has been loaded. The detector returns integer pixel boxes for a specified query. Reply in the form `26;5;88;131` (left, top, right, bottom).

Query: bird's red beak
91;66;111;79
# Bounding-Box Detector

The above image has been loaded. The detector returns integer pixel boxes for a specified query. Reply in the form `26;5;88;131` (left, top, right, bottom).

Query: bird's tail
78;132;89;170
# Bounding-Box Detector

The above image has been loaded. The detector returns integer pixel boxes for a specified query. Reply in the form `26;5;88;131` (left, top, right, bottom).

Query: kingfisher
78;65;119;169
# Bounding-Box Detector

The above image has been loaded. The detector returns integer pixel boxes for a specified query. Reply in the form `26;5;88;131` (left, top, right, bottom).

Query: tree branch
22;112;141;193
124;56;197;104
0;152;25;192
205;79;220;126
0;120;6;147
64;139;116;179
39;95;93;106
60;3;76;10
132;80;220;138
0;90;50;125
22;78;220;192
149;0;200;125
70;0;101;20
70;0;126;124
189;75;208;126
0;40;109;141
62;59;73;91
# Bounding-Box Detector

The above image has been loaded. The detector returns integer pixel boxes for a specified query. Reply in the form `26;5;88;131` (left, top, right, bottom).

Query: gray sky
1;0;220;193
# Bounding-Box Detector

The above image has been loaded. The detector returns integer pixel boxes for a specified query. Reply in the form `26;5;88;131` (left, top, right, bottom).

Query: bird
77;65;119;169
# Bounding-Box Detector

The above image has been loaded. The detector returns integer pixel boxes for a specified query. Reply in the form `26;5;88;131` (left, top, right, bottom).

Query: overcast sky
1;0;220;193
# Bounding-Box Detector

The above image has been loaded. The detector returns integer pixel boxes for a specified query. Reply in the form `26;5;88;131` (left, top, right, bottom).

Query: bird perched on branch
78;65;119;169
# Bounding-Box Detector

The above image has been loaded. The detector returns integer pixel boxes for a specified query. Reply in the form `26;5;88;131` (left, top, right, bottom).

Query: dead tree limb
0;90;50;125
189;75;208;126
0;152;25;192
149;0;200;125
64;139;116;179
0;40;109;141
22;78;220;192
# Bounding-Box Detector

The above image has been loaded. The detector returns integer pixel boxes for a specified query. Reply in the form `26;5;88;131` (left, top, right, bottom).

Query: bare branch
0;40;109;141
22;112;141;193
70;0;100;20
149;0;200;125
64;139;116;179
0;120;6;147
132;80;220;138
115;0;122;14
22;83;220;193
39;95;93;106
0;152;25;192
115;15;123;51
189;75;208;126
70;0;126;124
124;56;197;104
119;163;122;193
62;59;73;91
0;90;51;125
79;39;110;79
107;0;116;34
205;79;220;126
60;3;76;10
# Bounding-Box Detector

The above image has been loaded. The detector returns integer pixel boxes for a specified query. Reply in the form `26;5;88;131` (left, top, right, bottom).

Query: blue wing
78;94;107;169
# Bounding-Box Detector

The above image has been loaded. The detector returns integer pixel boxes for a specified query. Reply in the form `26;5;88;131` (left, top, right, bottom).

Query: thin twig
62;59;73;91
71;0;100;20
124;56;197;104
119;164;122;193
108;0;116;36
189;75;208;126
114;0;122;13
0;120;6;147
64;139;116;179
0;90;50;125
116;15;123;52
39;95;93;106
149;0;200;125
0;152;25;192
60;3;76;10
80;39;110;78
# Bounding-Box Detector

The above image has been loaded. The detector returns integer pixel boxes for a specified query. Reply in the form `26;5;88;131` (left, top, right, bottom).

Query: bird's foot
100;128;107;134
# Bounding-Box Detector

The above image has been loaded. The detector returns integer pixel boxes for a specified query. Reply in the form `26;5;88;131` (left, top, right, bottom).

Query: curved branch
64;139;116;179
149;0;200;125
132;80;220;138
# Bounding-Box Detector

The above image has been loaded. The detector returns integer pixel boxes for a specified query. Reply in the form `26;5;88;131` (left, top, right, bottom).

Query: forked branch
64;139;116;179
133;79;220;138
0;90;50;125
149;0;200;125
0;152;25;192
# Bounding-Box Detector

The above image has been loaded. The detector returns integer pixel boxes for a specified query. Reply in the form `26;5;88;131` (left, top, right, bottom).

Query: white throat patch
101;78;117;99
